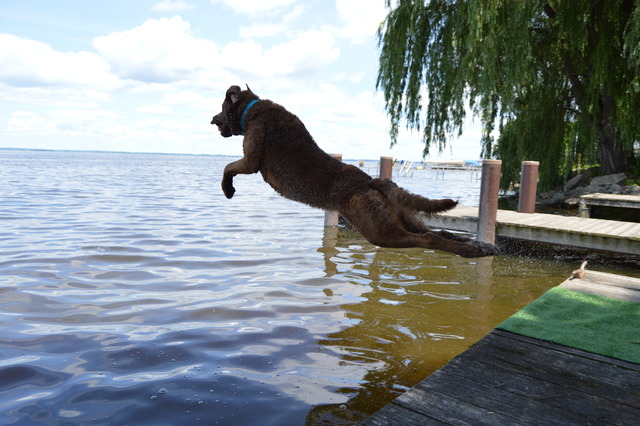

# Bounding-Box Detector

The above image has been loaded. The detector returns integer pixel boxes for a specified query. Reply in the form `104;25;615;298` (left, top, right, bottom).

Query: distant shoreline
0;147;238;158
0;147;411;162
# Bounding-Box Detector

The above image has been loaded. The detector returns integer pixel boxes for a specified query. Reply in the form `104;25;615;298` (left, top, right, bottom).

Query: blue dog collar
240;99;259;131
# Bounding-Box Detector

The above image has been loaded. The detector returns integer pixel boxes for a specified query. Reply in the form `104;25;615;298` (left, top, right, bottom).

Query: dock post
324;154;343;227
518;161;539;213
477;160;501;245
379;156;393;180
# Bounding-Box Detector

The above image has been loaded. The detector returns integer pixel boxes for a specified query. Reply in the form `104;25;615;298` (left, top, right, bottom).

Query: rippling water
1;150;631;425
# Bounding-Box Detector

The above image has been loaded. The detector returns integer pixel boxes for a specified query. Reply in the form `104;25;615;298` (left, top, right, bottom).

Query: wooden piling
379;156;393;180
477;160;501;245
518;161;539;214
324;154;343;227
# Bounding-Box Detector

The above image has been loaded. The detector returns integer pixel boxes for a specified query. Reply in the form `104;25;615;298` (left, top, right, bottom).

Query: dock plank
419;334;640;424
422;206;640;255
475;331;640;408
579;194;640;218
560;271;640;301
571;270;640;290
561;281;640;302
580;193;640;206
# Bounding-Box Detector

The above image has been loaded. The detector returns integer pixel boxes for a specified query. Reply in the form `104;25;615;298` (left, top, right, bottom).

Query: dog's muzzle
211;113;225;132
211;112;233;137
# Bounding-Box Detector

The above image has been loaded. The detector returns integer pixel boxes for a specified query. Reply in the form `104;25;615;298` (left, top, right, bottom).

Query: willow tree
377;0;640;189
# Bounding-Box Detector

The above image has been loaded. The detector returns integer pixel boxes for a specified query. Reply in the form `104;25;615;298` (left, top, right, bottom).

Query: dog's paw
222;182;236;199
457;240;500;258
483;243;501;256
475;241;500;257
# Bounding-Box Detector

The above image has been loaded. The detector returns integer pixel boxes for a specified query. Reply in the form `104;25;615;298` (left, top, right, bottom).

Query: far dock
365;270;640;425
579;193;640;218
421;206;640;255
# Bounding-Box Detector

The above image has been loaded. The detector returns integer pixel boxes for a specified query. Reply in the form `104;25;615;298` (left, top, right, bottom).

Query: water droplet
159;388;168;394
150;395;158;400
339;404;347;410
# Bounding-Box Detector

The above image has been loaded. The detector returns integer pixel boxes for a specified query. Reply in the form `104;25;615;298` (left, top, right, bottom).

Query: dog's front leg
222;158;259;199
221;162;239;199
221;134;263;199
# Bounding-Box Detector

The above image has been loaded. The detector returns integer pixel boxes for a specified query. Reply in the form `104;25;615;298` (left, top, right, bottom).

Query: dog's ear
245;84;253;93
226;85;241;104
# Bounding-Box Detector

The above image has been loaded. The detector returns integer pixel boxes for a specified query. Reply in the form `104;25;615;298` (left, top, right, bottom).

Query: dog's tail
369;178;458;214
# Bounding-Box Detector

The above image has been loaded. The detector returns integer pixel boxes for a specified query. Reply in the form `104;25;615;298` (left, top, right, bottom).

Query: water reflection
310;226;575;423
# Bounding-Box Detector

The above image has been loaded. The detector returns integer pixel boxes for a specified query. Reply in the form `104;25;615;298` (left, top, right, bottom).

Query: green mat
498;286;640;364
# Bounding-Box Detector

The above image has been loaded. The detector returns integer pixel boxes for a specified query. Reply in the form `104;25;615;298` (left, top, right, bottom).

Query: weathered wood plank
559;270;640;302
475;333;640;407
411;362;591;425
385;386;523;425
363;401;443;426
579;194;640;219
494;329;640;373
422;351;633;424
561;281;640;302
365;330;640;425
574;270;640;290
580;193;640;209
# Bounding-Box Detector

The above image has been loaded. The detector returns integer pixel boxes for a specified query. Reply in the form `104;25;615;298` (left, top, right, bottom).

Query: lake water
1;150;637;425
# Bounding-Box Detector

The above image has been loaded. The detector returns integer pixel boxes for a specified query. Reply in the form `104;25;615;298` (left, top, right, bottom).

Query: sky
0;0;484;161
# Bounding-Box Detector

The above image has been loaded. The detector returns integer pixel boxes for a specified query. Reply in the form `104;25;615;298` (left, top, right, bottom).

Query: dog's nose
211;114;223;125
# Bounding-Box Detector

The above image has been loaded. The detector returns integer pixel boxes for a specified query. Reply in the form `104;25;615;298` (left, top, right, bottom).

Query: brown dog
211;85;499;258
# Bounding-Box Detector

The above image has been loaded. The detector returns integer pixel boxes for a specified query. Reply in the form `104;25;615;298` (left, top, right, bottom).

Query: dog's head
211;85;254;138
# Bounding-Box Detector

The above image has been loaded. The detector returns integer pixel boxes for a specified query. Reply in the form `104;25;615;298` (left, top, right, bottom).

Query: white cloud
0;34;119;89
265;30;340;76
92;16;219;83
6;106;123;140
152;0;195;11
221;30;340;78
211;0;298;15
333;71;365;83
238;5;305;38
0;83;111;109
238;23;284;38
335;0;387;44
161;91;210;108
137;104;173;114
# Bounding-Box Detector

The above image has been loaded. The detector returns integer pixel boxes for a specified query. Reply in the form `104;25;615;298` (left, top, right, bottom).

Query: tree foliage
377;0;640;190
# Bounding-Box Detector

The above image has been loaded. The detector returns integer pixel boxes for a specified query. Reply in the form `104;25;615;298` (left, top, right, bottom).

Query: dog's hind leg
342;192;498;258
399;214;500;257
383;230;499;258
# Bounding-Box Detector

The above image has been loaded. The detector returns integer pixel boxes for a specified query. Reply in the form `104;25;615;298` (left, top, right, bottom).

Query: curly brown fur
211;85;499;258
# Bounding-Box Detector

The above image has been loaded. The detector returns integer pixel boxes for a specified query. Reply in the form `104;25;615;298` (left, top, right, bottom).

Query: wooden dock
579;193;640;218
421;206;640;255
364;271;640;425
